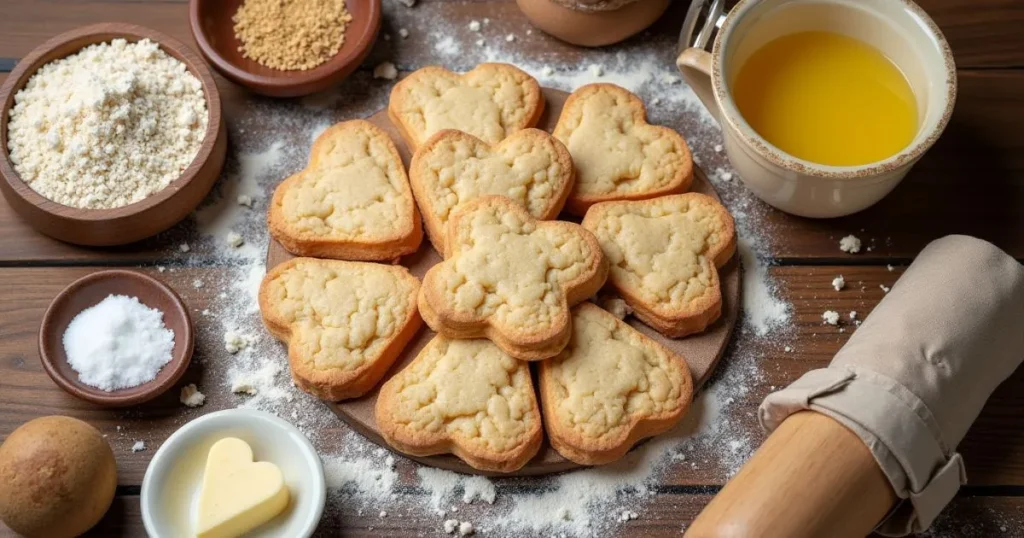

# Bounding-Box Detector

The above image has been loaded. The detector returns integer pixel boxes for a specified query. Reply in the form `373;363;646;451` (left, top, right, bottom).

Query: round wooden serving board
266;88;741;476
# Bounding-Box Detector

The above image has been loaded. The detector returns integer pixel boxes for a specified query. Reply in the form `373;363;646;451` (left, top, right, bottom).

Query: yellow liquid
732;31;918;166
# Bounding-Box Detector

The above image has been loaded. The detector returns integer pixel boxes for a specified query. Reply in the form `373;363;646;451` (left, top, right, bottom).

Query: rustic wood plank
1;68;1023;263
4;491;1020;537
0;1;1022;69
1;265;1021;489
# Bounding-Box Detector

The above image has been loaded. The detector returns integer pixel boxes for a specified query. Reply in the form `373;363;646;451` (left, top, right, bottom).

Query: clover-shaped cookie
388;63;544;149
420;196;608;360
554;83;694;216
376;335;543;472
582;193;736;337
540;303;693;465
258;258;422;401
409;128;575;253
269;120;422;261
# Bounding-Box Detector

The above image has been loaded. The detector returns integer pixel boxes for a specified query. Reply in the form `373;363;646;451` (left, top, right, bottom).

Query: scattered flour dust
164;13;796;534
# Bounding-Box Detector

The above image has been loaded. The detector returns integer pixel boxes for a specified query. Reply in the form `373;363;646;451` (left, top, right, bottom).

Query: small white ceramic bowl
141;409;326;538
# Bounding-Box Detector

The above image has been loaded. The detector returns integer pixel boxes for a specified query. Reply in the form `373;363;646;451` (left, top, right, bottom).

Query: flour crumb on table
849;311;858;321
179;242;191;253
832;275;845;291
224;331;249;354
839;234;862;253
396;0;416;7
399;28;409;39
714;144;723;152
444;520;459;534
373;62;398;80
193;279;204;289
458;521;475;536
822;310;840;325
468;20;481;32
131;441;146;453
180;383;206;407
590;64;604;77
506;33;516;42
880;284;891;293
887;264;894;272
225;230;244;248
237;194;254;207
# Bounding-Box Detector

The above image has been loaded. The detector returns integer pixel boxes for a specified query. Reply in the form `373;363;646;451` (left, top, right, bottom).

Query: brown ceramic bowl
39;270;194;407
190;0;382;97
0;23;227;247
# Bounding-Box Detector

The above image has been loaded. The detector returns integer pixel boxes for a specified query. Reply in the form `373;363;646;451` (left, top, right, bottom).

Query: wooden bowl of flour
0;23;226;247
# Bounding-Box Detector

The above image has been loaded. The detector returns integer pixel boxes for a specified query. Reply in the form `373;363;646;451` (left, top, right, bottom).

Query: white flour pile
163;10;799;536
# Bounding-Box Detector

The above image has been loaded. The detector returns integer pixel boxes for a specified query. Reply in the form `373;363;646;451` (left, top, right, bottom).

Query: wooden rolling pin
686;411;898;538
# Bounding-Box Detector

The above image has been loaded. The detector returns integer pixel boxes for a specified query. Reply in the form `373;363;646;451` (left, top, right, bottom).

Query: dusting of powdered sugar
161;12;794;534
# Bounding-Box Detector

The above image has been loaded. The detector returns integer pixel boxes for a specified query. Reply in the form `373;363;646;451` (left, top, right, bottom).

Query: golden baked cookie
582;193;735;338
269;120;422;261
554;83;693;216
539;303;693;465
388;63;544;149
375;335;543;472
420;196;608;361
258;258;422;401
409;128;575;253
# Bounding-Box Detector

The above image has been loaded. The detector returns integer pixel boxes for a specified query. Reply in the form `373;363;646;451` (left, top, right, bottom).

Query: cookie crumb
597;295;632;320
131;441;146;453
373;62;398;80
832;275;845;291
839;235;861;253
224;331;249;354
180;383;206;407
822;310;840;325
226;230;244;248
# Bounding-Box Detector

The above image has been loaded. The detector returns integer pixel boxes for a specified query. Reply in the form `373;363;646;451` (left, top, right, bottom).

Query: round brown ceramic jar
516;0;671;47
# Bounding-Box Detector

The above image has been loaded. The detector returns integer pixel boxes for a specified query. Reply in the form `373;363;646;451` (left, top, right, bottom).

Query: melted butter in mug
732;31;918;167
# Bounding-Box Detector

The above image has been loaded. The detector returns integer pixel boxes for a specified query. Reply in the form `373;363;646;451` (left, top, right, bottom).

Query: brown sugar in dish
233;0;353;71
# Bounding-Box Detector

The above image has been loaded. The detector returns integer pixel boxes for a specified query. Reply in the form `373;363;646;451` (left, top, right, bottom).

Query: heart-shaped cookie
419;196;608;360
375;335;543;473
409;128;575;253
196;437;289;538
259;257;422;400
269;120;422;261
582;193;736;337
388;63;544;149
539;303;693;465
554;83;693;216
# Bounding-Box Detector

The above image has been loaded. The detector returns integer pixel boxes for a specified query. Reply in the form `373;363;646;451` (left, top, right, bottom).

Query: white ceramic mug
677;0;957;218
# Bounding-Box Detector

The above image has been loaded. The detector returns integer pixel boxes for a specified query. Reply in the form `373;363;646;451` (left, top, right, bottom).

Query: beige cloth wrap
760;235;1024;536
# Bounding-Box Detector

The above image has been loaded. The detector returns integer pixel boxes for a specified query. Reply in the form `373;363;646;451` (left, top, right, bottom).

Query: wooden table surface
1;1;1023;537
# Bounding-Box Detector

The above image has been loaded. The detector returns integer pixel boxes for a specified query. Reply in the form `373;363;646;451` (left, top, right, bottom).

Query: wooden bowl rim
0;22;224;223
38;269;195;407
188;0;382;91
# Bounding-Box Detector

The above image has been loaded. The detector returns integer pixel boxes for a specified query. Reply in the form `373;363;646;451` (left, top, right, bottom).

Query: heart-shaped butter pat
196;438;289;538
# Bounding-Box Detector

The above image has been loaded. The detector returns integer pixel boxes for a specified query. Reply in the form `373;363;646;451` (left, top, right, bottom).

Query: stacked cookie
259;63;736;472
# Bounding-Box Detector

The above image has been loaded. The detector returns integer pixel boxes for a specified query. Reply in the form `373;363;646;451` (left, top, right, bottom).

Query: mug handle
676;0;726;123
677;49;720;122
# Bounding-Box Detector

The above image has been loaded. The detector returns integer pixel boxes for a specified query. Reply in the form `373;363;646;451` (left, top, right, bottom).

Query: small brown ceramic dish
39;270;194;407
190;0;382;97
0;23;227;247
